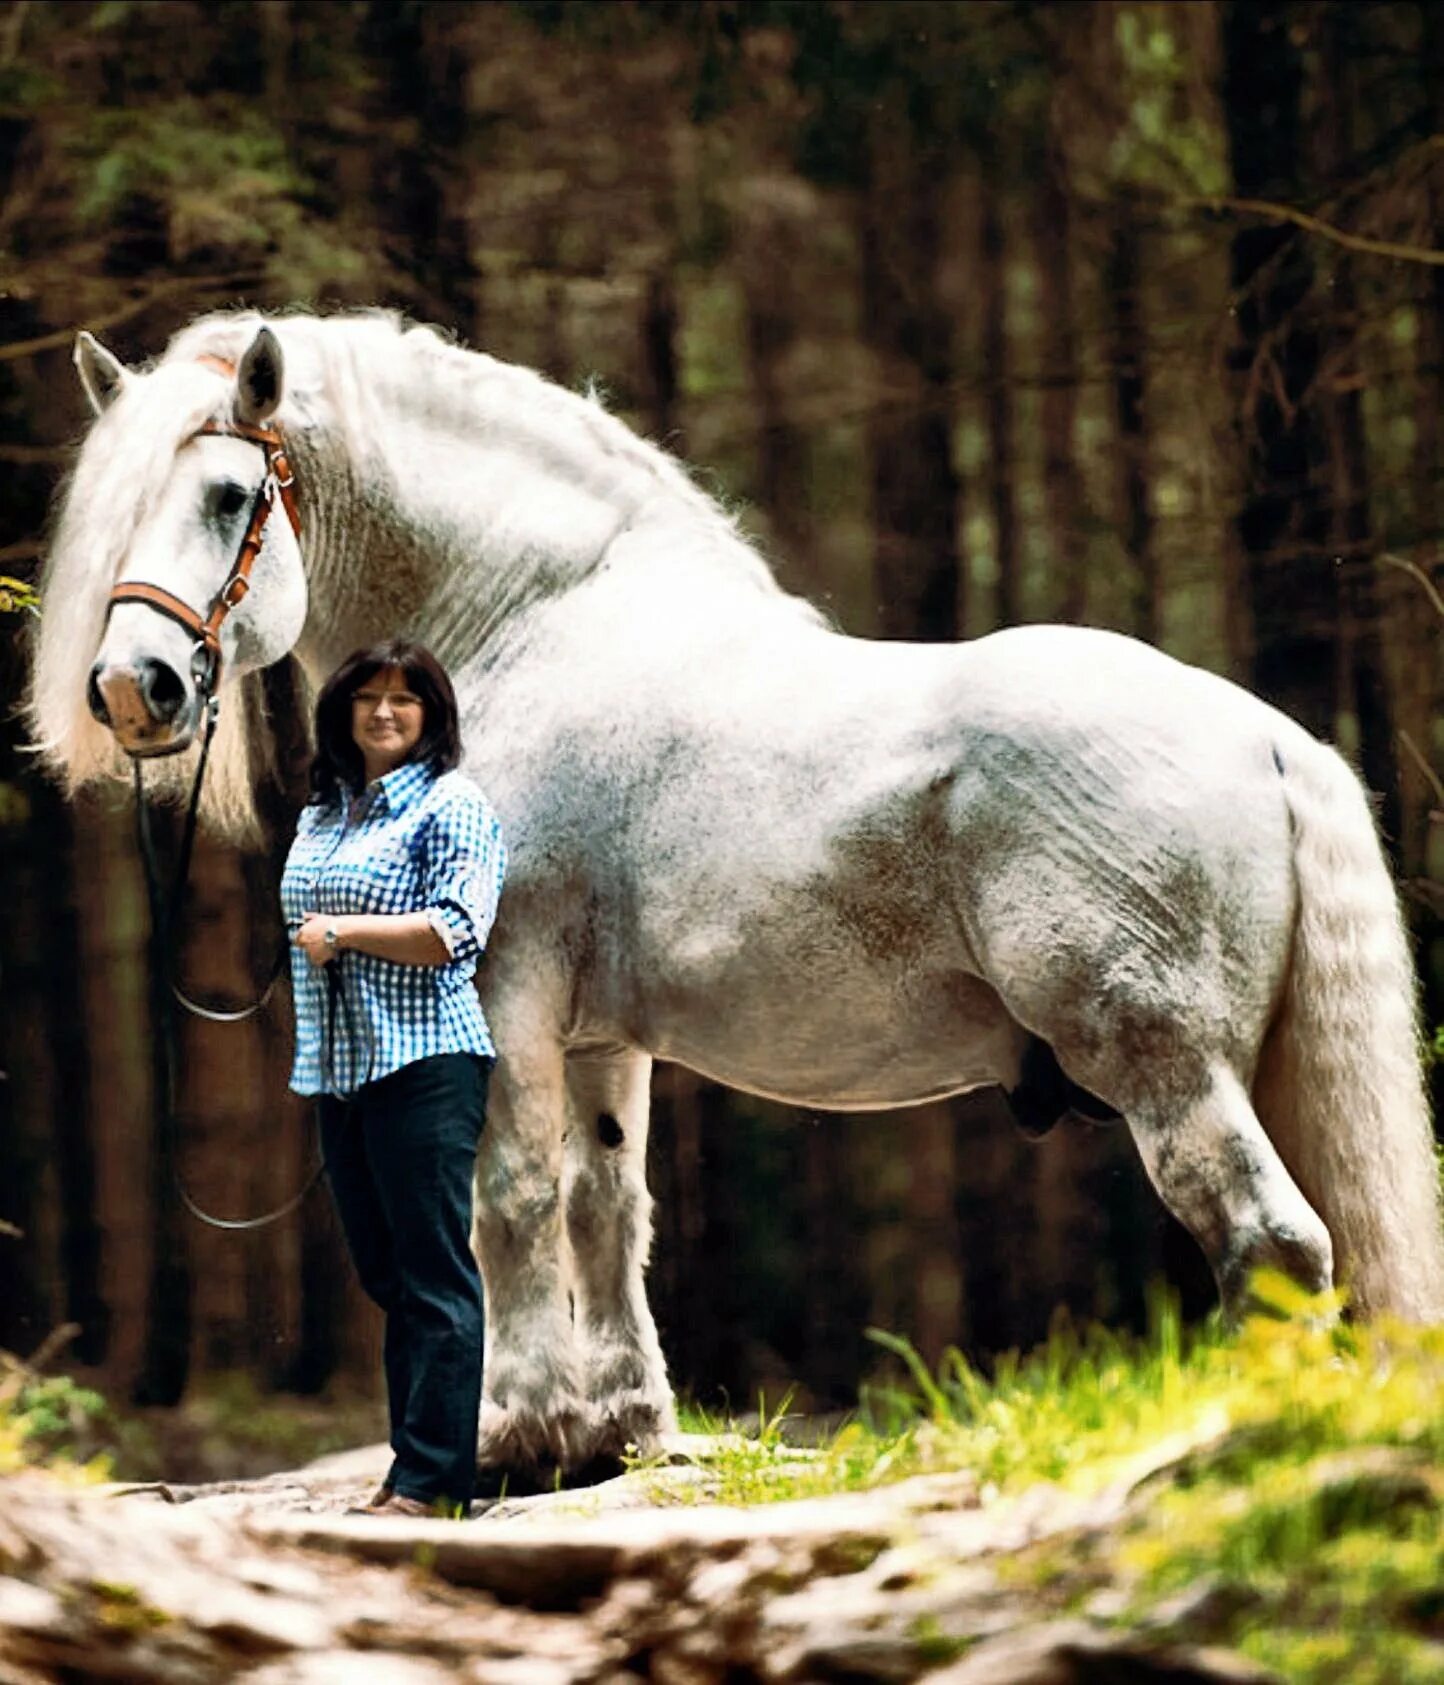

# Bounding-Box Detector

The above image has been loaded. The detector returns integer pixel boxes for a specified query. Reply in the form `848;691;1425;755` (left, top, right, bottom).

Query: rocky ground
0;1433;1285;1685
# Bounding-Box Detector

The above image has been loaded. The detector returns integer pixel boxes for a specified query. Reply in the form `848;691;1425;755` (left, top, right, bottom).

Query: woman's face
351;665;425;781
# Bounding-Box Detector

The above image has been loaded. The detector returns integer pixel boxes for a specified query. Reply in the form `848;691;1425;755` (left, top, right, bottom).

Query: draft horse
30;311;1444;1478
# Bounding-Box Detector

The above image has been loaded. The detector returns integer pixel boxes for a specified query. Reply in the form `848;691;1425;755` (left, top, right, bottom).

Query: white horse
29;310;1444;1478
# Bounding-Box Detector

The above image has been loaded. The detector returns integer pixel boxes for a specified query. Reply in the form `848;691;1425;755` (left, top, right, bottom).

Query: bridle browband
104;352;301;699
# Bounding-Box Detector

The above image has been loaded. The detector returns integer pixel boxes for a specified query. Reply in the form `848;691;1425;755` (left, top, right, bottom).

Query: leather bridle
104;353;301;701
114;353;322;1232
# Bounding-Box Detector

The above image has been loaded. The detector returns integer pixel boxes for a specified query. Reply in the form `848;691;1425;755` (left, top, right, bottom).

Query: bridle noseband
104;353;301;702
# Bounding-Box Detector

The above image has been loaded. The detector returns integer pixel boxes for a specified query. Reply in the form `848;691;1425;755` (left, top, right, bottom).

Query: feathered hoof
475;1395;595;1478
589;1391;676;1462
472;1450;627;1500
473;1397;620;1498
473;1390;677;1493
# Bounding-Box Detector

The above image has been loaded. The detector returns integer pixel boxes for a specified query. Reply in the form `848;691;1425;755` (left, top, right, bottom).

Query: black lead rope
133;696;325;1231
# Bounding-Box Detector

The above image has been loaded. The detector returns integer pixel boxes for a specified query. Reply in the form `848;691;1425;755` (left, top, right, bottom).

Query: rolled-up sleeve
421;787;506;966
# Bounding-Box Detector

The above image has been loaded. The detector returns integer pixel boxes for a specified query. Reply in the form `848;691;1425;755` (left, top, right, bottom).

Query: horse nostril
86;669;111;725
137;658;186;723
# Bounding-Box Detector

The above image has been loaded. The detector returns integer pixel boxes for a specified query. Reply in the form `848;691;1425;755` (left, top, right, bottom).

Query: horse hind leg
1125;1058;1334;1315
983;906;1330;1312
562;1049;676;1463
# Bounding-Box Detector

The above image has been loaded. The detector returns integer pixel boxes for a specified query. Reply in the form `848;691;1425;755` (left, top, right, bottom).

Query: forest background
1;0;1442;1448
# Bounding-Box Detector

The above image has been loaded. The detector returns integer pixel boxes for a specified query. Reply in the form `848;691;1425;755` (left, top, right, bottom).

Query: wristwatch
324;924;341;953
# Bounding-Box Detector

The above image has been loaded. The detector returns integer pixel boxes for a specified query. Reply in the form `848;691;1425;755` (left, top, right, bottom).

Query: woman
281;639;506;1518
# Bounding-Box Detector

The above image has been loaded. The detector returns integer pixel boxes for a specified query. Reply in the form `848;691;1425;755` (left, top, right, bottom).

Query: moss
909;1614;974;1667
90;1581;170;1633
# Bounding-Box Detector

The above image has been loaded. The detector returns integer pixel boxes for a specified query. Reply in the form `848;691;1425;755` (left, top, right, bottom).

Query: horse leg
471;1039;593;1479
973;842;1332;1314
1039;983;1335;1313
1124;1060;1334;1314
562;1049;676;1463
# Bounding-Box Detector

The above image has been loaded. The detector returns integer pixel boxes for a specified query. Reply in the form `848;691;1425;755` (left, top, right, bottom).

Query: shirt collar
365;759;437;814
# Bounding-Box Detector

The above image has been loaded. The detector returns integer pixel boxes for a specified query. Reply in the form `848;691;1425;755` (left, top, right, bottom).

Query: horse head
76;324;308;759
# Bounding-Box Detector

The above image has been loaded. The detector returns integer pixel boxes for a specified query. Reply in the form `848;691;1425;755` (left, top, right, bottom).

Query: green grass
0;1368;112;1483
640;1275;1444;1683
0;1361;385;1485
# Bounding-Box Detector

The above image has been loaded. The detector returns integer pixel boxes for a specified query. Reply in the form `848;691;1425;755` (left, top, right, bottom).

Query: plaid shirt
280;760;506;1097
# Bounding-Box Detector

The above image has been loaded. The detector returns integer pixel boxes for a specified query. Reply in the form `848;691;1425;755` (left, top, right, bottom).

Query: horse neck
292;359;800;674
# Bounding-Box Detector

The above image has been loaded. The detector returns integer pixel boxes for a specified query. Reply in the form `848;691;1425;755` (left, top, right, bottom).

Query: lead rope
133;692;324;1231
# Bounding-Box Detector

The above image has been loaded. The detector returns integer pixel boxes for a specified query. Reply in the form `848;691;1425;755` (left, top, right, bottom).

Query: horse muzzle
87;657;200;758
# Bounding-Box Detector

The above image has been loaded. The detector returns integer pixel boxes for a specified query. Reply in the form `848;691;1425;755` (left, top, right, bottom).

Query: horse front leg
472;1039;594;1480
562;1049;676;1463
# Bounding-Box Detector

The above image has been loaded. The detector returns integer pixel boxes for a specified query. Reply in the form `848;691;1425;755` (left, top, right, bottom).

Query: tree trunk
859;121;962;642
1107;210;1157;645
1033;157;1088;623
1313;11;1401;859
648;1064;709;1399
640;271;681;453
362;2;482;337
978;161;1020;629
1408;1;1444;1089
1222;0;1338;741
133;816;192;1407
67;798;171;1398
738;179;815;584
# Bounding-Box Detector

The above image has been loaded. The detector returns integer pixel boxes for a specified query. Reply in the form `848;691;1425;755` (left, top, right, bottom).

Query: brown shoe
367;1492;435;1518
340;1482;393;1514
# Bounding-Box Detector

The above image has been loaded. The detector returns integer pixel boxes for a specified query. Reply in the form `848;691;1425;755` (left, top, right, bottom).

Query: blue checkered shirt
280;760;506;1097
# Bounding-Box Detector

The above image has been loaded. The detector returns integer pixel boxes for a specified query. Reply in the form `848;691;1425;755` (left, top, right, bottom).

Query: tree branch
1181;193;1444;267
0;272;263;364
1380;552;1444;621
0;442;69;465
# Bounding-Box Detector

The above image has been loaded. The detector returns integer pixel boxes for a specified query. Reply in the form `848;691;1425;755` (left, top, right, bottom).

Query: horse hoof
472;1452;627;1500
592;1397;670;1460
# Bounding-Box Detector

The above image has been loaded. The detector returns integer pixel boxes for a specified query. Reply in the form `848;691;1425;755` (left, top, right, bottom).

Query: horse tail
1253;736;1444;1322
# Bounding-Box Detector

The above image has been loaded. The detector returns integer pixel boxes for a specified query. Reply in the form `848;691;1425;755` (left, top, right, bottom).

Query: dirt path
0;1439;1276;1684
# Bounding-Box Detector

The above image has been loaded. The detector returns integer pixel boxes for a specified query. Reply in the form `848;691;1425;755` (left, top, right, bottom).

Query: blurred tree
1106;207;1156;643
1030;118;1089;623
1222;0;1341;744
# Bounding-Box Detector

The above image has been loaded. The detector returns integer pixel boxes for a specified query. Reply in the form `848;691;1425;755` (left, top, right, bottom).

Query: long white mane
28;309;790;838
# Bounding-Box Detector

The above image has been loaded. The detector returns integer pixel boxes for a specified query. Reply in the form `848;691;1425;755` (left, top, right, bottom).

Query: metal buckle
190;637;219;697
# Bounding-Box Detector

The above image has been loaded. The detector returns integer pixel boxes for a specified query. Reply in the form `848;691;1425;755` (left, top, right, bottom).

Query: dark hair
308;638;461;805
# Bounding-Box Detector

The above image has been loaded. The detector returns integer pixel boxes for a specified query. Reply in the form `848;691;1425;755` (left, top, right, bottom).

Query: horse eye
214;482;250;521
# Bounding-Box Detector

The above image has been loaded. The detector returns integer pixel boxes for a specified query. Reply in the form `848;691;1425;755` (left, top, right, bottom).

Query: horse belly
640;934;1025;1112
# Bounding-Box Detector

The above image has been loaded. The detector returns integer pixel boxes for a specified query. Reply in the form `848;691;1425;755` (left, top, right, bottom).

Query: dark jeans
319;1052;490;1509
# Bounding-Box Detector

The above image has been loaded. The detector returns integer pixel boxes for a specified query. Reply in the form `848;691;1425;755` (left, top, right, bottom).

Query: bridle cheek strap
104;394;300;695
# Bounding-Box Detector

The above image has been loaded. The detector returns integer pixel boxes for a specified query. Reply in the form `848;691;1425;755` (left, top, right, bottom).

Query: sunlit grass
639;1274;1444;1682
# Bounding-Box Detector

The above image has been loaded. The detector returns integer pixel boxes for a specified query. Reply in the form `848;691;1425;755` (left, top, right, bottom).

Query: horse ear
235;326;285;426
73;331;130;416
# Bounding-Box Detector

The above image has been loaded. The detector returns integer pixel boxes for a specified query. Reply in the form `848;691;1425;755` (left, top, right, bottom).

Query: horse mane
28;307;803;839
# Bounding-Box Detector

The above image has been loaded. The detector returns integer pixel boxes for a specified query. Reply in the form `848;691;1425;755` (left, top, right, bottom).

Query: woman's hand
295;912;344;968
293;910;450;968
